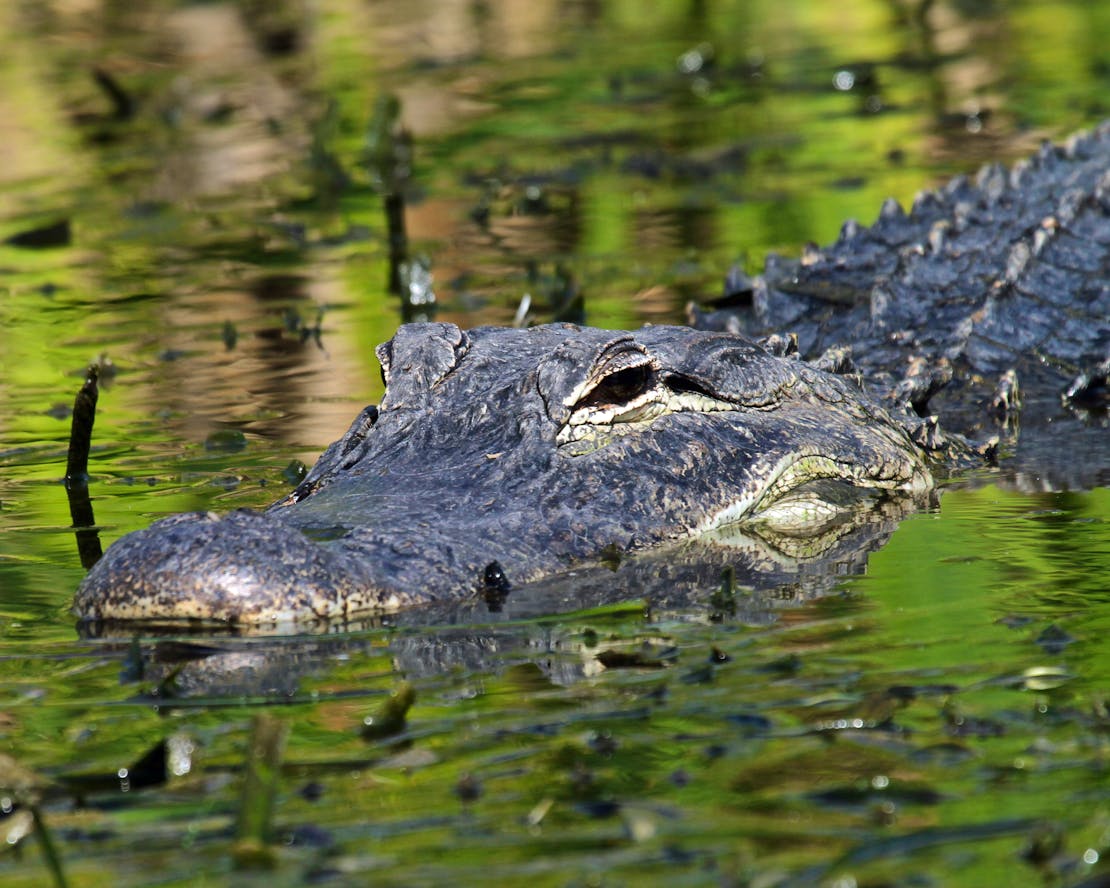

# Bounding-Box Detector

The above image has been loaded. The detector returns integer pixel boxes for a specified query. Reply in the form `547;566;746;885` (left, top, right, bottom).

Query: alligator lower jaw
691;451;934;539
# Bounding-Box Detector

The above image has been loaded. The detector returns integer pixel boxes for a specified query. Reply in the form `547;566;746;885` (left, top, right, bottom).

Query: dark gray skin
73;323;930;624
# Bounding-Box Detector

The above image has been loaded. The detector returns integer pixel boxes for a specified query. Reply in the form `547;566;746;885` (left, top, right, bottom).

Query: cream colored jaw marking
692;450;917;536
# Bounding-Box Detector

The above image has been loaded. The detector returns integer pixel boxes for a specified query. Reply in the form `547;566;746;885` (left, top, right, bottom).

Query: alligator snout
71;510;399;624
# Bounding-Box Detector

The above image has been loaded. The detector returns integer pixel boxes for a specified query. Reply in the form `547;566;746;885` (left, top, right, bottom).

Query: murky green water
1;1;1109;885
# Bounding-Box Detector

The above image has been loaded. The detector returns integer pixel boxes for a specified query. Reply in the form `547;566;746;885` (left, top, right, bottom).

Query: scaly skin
692;121;1110;487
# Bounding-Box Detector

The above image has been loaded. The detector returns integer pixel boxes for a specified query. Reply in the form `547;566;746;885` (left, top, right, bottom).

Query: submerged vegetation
1;0;1108;884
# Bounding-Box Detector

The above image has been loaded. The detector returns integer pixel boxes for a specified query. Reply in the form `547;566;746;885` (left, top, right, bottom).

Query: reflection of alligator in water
73;123;1109;627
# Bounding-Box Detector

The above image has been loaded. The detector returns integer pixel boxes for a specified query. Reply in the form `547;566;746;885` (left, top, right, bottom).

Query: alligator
73;122;1110;627
74;322;932;624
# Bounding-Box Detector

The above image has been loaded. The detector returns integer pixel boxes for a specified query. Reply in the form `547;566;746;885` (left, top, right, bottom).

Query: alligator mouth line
692;448;930;538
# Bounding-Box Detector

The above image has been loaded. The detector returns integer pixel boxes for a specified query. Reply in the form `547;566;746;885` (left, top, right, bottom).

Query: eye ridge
662;372;715;399
577;364;655;410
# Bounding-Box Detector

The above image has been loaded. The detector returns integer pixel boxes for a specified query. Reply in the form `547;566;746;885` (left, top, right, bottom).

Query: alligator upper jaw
72;457;933;629
72;477;934;636
72;413;935;628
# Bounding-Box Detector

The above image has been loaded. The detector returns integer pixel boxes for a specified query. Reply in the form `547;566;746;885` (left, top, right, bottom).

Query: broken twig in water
65;365;103;569
65;365;98;483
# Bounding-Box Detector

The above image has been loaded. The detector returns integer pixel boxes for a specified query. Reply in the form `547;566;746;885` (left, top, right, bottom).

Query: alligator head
73;322;932;625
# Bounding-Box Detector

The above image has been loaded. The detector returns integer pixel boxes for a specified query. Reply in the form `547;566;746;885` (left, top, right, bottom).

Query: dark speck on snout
480;560;512;612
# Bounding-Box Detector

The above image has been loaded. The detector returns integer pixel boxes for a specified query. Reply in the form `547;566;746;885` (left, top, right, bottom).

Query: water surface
1;1;1108;885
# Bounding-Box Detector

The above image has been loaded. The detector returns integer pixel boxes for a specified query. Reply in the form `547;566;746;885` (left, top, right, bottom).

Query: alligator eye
558;343;664;449
576;363;655;411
